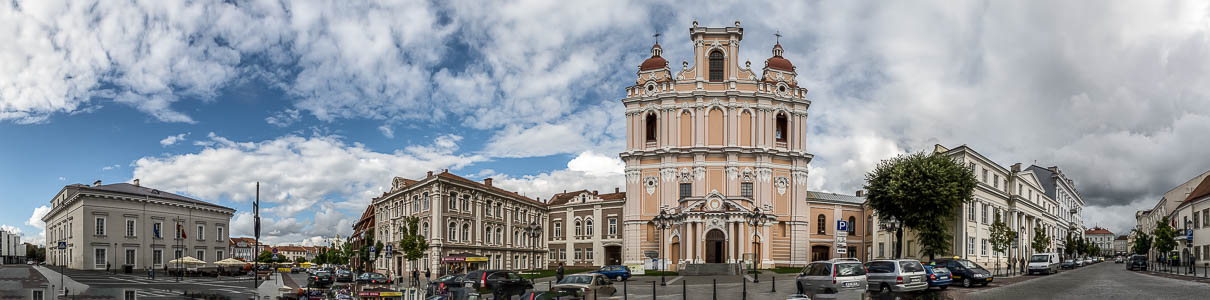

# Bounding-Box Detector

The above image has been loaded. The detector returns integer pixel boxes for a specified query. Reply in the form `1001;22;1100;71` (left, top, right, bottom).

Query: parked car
922;263;952;290
1128;255;1148;271
334;269;354;282
308;271;335;288
291;267;304;274
796;258;867;298
355;272;392;285
1061;259;1075;269
463;270;534;299
1115;257;1124;264
865;259;928;293
1028;253;1060;275
552;273;617;298
591;265;631;281
426;274;465;297
931;258;992;287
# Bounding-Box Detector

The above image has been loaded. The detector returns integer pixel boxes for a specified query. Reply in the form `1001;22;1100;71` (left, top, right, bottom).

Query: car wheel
962;278;972;288
940;285;948;290
981;282;989;287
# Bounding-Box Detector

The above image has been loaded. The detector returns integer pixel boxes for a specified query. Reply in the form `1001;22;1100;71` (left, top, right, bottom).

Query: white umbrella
168;256;206;265
215;258;249;267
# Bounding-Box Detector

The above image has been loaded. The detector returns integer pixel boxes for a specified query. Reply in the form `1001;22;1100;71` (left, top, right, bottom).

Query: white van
1028;253;1061;275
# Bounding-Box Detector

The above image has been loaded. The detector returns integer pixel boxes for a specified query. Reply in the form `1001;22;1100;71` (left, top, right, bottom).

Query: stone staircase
680;263;739;276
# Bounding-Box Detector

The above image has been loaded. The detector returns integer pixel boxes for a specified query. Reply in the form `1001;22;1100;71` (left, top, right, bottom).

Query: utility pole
254;182;260;290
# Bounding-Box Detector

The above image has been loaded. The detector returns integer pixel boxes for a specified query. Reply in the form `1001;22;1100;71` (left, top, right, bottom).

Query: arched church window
776;113;788;143
817;214;826;234
645;113;658;143
709;51;724;82
848;216;856;236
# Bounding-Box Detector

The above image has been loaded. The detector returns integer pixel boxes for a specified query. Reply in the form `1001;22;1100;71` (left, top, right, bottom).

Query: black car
931;258;992;288
356;272;393;285
463;270;533;299
335;270;354;282
308;271;335;288
1128;255;1148;271
426;274;465;297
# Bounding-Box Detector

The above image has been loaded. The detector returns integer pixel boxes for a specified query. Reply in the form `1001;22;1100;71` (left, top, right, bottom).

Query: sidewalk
1142;264;1210;283
32;265;89;296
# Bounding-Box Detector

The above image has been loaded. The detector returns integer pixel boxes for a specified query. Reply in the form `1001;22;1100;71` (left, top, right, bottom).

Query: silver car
552;273;617;298
865;259;928;293
796;258;867;298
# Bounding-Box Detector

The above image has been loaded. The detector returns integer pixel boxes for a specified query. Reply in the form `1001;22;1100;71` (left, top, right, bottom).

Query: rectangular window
981;239;988;255
981;204;988;224
586;248;594;260
554;222;562;238
196;250;205;261
196;225;204;240
878;242;885;258
967;237;975;255
126;219;136;237
153;249;163;266
741;182;753;197
608;218;618;235
560;249;566;260
217;250;224;260
153;223;162;239
217;226;224;241
574;248;582;260
95;248;107;269
125;249;135;265
968;204;975;221
32;290;43;300
993;175;1000;189
96;217;105;236
679;183;692;199
124;290;135;300
982;169;988;182
174;250;182;260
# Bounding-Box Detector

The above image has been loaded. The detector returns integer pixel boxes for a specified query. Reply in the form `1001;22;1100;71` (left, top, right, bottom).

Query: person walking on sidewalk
425;268;431;283
412;268;420;287
556;263;565;282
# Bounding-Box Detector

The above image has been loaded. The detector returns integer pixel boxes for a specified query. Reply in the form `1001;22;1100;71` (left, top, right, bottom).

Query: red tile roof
639;43;667;71
1085;228;1113;235
1183;175;1210;204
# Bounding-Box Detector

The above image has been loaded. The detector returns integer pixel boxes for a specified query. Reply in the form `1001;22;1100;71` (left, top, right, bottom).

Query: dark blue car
591;265;631;281
923;264;952;290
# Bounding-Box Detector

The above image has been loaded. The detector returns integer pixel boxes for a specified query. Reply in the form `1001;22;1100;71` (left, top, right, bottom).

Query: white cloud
492;151;626;200
57;176;65;181
27;205;50;230
265;109;301;128
0;225;20;234
159;133;189;147
101;164;120;171
378;125;394;138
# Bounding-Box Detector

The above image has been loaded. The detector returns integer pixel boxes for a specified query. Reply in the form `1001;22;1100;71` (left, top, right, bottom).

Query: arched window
645;113;658;143
586;218;594;236
448;222;458;241
399;226;405;241
775;113;788;143
485;201;492;216
496;228;503;245
817;214;826;234
462;224;470;242
495;203;502;217
423;193;430;210
866;216;872;235
709;51;724;82
421;222;429;239
484;225;492;244
575;220;583;236
848;216;857;236
412;196;419;213
448;192;458;211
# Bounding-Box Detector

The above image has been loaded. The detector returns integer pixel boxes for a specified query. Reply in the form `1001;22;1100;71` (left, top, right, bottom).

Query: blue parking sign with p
837;220;848;232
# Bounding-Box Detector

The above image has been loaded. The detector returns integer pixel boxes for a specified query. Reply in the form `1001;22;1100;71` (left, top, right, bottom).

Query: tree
294;256;306;264
398;216;430;273
1063;232;1076;258
256;250;274;263
865;152;978;259
1153;216;1177;260
1031;226;1049;254
988;213;1015;270
1133;231;1153;256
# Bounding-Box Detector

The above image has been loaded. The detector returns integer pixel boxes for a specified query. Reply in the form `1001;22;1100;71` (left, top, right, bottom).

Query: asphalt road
968;261;1210;300
56;268;255;298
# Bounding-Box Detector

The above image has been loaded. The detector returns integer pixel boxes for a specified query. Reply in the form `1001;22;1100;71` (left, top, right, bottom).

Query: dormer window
775;113;788;143
645;112;657;143
709;51;724;82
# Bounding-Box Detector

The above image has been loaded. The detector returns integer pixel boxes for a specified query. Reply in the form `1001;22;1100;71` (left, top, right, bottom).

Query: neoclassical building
619;21;814;270
546;189;625;268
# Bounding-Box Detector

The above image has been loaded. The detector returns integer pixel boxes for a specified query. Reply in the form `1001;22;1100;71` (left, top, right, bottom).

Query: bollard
550;280;553;291
682;278;687;300
623;278;628;300
742;275;747;300
595;288;599;300
771;276;776;293
652;280;656;298
713;278;717;300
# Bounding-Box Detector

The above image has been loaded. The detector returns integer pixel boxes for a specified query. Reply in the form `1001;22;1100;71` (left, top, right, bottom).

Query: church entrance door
705;229;726;263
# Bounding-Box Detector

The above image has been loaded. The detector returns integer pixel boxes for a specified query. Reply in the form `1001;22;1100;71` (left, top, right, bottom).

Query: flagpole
254;182;260;290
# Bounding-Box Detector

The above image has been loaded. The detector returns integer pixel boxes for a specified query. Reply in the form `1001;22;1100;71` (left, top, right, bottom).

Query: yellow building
620;21;813;270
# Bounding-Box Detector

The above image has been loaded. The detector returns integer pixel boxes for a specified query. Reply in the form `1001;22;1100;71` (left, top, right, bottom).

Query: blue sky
4;0;1210;245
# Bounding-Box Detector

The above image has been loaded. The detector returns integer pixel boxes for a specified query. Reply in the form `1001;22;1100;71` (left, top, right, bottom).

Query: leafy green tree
256;250;274;263
398;216;430;272
1031;226;1049;253
988;213;1015;270
1063;232;1076;258
1133;231;1152;256
294;256;306;264
865;152;978;259
1153;217;1177;259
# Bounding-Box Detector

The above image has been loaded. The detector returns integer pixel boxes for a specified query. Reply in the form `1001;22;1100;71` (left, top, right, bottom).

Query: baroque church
620;21;815;270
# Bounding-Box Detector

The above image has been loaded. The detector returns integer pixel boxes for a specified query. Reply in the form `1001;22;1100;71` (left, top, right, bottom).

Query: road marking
665;276;684;284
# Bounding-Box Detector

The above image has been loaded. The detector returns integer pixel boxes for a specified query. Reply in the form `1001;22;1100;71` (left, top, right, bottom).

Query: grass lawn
637;271;678;276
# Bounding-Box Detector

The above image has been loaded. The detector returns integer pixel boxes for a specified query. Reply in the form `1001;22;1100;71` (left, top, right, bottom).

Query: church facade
620;22;814;269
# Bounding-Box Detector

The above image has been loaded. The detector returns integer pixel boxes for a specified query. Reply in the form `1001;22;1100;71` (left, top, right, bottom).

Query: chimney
1011;163;1021;172
1048;166;1058;173
593;190;598;196
856;190;864;197
93;180;102;187
427;171;433;178
133;179;140;187
483;178;493;187
615;187;620;193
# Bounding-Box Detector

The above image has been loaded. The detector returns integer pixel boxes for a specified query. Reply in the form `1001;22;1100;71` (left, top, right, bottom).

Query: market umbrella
168;256;207;266
215;258;248;267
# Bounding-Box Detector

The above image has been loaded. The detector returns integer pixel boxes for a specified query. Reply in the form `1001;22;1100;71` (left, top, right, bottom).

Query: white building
1;229;26;264
1137;170;1210;261
1084;228;1115;256
41;180;235;270
1167;172;1210;265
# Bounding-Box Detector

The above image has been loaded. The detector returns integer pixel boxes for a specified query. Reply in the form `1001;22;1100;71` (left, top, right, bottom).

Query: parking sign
837;220;848;232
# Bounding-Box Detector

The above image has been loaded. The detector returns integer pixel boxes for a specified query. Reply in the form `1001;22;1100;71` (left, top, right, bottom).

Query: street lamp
649;209;674;286
525;222;542;282
1185;219;1193;273
744;206;774;283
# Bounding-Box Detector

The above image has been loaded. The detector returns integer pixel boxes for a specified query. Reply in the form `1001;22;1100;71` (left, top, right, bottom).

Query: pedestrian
412;268;420;287
106;262;111;273
556;263;565;282
425;268;431;282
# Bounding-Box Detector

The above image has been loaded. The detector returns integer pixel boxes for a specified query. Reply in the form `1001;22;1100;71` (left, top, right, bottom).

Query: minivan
931;258;992;287
1028;253;1060;275
865;259;928;293
796;258;867;298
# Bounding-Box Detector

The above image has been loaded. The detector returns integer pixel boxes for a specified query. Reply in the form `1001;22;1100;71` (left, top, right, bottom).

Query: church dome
639;43;668;71
765;43;794;72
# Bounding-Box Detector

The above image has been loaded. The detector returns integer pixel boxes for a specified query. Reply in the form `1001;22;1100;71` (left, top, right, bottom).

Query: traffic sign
837;220;848;232
272;248;278;254
57;241;67;250
370;246;376;254
835;236;847;243
836;244;847;254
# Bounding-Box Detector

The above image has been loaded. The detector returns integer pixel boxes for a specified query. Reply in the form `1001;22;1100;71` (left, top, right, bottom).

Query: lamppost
1185;219;1193;273
649;210;673;286
525;222;542;282
878;215;901;258
744;206;773;283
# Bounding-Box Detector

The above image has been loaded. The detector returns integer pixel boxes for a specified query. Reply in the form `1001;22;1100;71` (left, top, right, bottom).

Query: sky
3;0;1210;247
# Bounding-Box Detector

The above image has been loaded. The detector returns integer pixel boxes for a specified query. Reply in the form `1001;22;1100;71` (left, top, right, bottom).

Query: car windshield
835;263;866;276
932;267;949;273
369;273;386;279
316;272;331;277
1031;255;1050;263
436;275;458;281
955;260;983;269
899;261;924;272
559;275;594;284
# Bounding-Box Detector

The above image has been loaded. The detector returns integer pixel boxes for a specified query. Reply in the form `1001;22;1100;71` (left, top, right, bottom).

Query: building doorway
604;245;622;265
811;245;831;262
705;229;726;263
